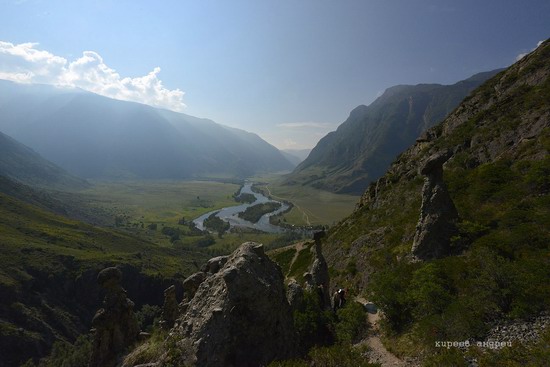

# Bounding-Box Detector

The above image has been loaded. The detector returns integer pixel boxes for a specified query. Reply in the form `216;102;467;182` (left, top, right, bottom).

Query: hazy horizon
1;0;549;149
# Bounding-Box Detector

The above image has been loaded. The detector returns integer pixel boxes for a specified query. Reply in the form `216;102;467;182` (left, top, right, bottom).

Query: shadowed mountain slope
0;129;88;190
286;70;501;194
0;81;293;179
322;39;550;363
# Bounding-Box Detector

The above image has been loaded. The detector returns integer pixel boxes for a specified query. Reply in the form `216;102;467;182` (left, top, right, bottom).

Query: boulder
168;242;296;367
89;267;139;367
412;151;459;260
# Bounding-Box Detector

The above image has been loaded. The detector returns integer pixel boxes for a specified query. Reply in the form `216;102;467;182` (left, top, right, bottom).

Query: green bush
28;334;93;367
368;263;416;332
409;263;453;319
136;304;161;332
335;301;367;344
422;348;467;367
293;290;334;352
308;344;378;367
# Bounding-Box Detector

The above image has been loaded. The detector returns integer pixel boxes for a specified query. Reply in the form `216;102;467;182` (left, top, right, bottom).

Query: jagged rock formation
201;255;229;274
308;231;331;308
159;285;178;330
166;242;296;367
411;150;459;260
89;267;139;367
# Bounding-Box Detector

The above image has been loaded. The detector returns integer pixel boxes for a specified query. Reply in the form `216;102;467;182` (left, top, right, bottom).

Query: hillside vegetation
0;191;207;366
323;39;550;363
286;70;500;194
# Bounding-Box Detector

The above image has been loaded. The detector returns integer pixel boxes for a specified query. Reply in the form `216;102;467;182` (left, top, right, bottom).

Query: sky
0;0;549;150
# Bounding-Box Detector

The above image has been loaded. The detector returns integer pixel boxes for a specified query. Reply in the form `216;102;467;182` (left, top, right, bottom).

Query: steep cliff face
285;70;500;194
322;39;550;359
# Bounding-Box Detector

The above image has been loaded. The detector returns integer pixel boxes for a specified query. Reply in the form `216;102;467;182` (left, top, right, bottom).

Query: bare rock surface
411;150;459;260
167;242;296;367
89;267;139;367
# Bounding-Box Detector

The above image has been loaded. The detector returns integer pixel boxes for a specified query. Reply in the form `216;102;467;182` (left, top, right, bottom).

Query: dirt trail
355;297;408;367
287;242;306;276
263;185;311;225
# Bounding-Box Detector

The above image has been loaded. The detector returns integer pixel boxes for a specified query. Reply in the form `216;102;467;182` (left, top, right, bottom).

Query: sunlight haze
1;0;549;149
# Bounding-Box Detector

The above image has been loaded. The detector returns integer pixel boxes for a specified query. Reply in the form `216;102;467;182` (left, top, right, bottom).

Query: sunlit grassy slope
0;192;203;287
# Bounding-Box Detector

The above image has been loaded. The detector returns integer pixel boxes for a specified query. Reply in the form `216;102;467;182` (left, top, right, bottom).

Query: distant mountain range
285;70;502;194
281;148;312;166
0;129;88;189
0;80;294;179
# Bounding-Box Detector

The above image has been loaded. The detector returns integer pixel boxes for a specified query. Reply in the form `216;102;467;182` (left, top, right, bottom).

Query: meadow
81;179;240;226
68;177;359;254
251;174;360;226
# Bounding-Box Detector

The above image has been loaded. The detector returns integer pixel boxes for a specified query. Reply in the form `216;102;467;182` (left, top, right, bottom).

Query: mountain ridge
322;39;550;364
0;80;294;179
285;69;502;194
0;129;88;190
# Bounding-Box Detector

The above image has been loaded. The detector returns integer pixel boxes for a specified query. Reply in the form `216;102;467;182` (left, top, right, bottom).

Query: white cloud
0;41;185;111
516;40;545;61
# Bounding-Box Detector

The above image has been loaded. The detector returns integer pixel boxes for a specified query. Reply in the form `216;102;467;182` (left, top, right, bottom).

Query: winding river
193;182;290;234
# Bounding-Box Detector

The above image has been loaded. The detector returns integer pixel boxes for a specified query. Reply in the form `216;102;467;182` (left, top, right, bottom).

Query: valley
62;177;358;253
1;6;548;364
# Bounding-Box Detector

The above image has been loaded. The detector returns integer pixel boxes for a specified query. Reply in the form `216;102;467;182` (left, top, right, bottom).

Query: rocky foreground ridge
120;242;297;367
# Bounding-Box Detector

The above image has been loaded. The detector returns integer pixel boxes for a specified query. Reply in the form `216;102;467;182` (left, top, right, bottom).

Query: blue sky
1;0;549;149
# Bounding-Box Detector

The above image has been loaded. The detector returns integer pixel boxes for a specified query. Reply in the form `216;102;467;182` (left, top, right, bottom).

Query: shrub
136;304;161;332
335;301;367;344
293;290;334;352
368;263;416;332
408;263;453;319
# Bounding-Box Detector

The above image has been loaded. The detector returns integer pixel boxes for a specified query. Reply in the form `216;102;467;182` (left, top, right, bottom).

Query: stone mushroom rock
309;230;331;308
412;150;459;260
167;242;297;367
89;267;139;367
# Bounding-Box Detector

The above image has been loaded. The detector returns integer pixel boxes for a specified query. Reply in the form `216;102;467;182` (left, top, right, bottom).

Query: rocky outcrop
159;285;178;330
286;279;304;311
308;231;331;308
181;271;206;302
201;255;229;274
411;151;459;260
167;242;296;367
482;313;550;347
89;267;139;367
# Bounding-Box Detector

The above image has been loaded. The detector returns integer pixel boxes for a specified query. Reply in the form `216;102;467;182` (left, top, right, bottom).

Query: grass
238;202;282;223
271;247;297;276
251;173;359;226
80;179;241;226
0;193;205;284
